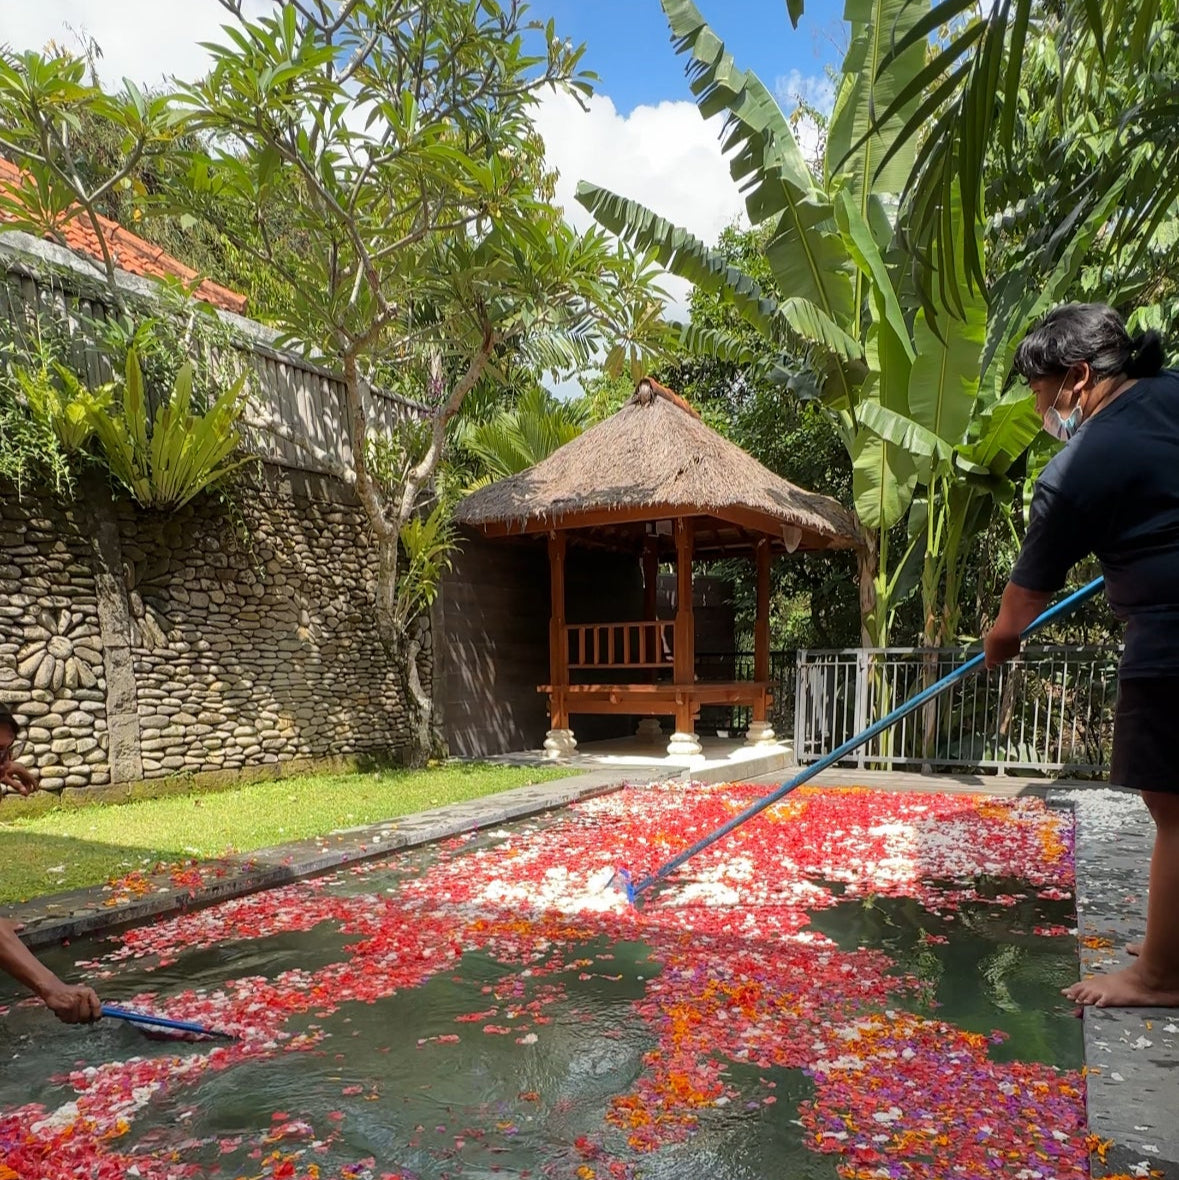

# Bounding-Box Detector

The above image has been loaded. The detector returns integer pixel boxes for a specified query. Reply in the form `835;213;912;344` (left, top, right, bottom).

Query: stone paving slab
1;770;624;951
1051;787;1179;1180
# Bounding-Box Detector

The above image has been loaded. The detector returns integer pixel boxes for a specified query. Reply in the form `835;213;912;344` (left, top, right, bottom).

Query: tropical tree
580;0;987;646
173;0;667;763
453;384;588;489
0;49;179;314
579;0;1173;651
812;0;1179;307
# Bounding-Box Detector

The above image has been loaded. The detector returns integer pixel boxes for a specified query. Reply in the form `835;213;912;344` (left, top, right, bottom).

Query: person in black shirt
984;302;1179;1008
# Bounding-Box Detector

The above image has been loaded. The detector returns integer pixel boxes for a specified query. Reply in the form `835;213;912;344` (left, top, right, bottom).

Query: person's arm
0;760;37;794
0;920;102;1024
984;475;1093;668
983;582;1052;668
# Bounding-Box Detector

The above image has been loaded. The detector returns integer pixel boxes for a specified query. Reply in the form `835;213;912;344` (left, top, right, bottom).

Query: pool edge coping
1048;787;1179;1180
2;769;626;950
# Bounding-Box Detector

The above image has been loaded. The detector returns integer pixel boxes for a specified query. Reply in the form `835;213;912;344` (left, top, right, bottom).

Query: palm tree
453;385;588;488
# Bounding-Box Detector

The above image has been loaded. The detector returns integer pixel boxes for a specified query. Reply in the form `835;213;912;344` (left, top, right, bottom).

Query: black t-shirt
1010;370;1179;677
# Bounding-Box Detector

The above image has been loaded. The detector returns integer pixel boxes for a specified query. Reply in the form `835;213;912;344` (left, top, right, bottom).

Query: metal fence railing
793;645;1121;775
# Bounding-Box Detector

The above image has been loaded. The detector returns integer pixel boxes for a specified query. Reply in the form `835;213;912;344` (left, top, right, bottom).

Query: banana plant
579;0;965;646
580;0;1157;649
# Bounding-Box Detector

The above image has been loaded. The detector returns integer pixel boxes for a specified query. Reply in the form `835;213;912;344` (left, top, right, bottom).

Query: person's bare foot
1064;961;1179;1007
1126;941;1143;956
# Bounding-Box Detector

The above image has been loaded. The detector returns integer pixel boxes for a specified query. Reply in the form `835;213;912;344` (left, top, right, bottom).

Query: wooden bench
538;681;771;731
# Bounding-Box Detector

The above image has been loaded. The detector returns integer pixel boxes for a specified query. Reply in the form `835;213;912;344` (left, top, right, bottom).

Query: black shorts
1110;677;1179;792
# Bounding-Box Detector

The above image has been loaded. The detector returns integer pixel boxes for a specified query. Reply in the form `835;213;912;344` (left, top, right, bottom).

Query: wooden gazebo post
746;537;777;745
635;532;665;744
542;530;577;759
668;517;702;756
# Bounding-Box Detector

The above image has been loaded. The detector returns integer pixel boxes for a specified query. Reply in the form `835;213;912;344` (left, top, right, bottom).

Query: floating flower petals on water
0;784;1091;1179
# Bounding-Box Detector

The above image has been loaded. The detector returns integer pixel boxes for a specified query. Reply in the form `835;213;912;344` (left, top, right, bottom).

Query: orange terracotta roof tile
0;157;247;315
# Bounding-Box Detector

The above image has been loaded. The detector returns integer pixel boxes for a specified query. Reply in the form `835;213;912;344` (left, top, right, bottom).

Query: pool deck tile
1055;786;1179;1180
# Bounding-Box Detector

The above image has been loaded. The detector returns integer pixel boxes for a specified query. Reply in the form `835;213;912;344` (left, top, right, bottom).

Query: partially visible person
1;707;102;1022
983;302;1179;1008
0;708;37;795
0;919;102;1023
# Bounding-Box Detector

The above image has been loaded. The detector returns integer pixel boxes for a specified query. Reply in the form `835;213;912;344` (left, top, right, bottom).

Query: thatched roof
456;378;861;557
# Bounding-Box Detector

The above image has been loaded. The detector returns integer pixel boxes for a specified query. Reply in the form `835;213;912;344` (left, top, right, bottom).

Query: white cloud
532;88;748;323
0;1;267;89
3;3;761;396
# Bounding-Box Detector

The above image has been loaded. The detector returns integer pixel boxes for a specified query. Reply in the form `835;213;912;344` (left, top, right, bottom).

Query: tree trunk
398;615;442;768
856;541;879;649
371;532;442;767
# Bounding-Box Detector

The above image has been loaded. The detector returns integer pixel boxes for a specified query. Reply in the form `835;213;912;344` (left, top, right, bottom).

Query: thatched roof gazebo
456;378;861;758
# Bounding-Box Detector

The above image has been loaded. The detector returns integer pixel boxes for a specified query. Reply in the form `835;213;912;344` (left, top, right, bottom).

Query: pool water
0;785;1087;1180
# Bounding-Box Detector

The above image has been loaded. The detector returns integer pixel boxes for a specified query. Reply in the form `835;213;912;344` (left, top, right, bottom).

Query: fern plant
394;500;460;633
87;346;250;510
14;362;113;454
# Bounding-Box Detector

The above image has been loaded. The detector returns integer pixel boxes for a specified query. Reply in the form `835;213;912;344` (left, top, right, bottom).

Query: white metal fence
794;645;1121;775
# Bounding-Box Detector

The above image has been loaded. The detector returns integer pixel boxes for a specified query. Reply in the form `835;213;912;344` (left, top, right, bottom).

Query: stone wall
0;466;414;797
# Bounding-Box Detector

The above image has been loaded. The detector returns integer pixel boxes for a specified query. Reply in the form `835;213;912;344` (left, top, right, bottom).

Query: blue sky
532;0;848;114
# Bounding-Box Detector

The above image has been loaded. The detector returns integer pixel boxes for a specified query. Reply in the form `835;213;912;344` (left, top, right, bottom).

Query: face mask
1042;375;1083;442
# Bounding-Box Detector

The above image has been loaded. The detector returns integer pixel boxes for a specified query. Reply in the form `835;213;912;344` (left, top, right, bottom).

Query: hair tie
1129;332;1145;356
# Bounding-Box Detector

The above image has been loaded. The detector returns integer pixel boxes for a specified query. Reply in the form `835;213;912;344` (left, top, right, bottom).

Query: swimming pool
0;784;1087;1179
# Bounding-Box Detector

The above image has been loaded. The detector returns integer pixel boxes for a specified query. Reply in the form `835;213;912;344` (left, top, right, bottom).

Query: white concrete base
635;718;664;743
667;730;703;757
745;720;778;746
543;728;578;759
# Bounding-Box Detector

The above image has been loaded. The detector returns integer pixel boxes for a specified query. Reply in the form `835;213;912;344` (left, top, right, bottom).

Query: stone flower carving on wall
124;558;174;652
16;608;100;691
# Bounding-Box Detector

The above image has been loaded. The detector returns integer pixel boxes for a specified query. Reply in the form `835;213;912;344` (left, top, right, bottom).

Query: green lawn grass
0;762;575;906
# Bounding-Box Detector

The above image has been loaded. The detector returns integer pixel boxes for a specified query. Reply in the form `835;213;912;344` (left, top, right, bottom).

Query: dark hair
0;710;18;738
1014;302;1166;383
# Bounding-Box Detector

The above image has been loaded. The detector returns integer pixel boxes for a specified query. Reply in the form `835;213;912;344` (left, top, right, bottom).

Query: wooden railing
565;621;674;670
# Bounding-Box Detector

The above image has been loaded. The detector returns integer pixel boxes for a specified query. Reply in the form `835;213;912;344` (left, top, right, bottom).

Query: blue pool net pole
101;1003;236;1039
624;576;1106;903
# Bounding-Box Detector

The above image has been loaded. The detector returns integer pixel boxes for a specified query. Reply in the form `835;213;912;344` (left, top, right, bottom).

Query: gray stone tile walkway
1052;787;1179;1179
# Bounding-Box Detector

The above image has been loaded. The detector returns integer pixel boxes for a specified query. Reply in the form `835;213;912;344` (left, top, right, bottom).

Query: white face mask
1042;374;1083;442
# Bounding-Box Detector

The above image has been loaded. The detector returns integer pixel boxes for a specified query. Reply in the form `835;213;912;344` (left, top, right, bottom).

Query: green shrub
14;362;113;454
87;345;250;509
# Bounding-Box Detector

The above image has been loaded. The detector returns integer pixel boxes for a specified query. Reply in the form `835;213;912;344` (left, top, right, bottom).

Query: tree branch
399;313;495;524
